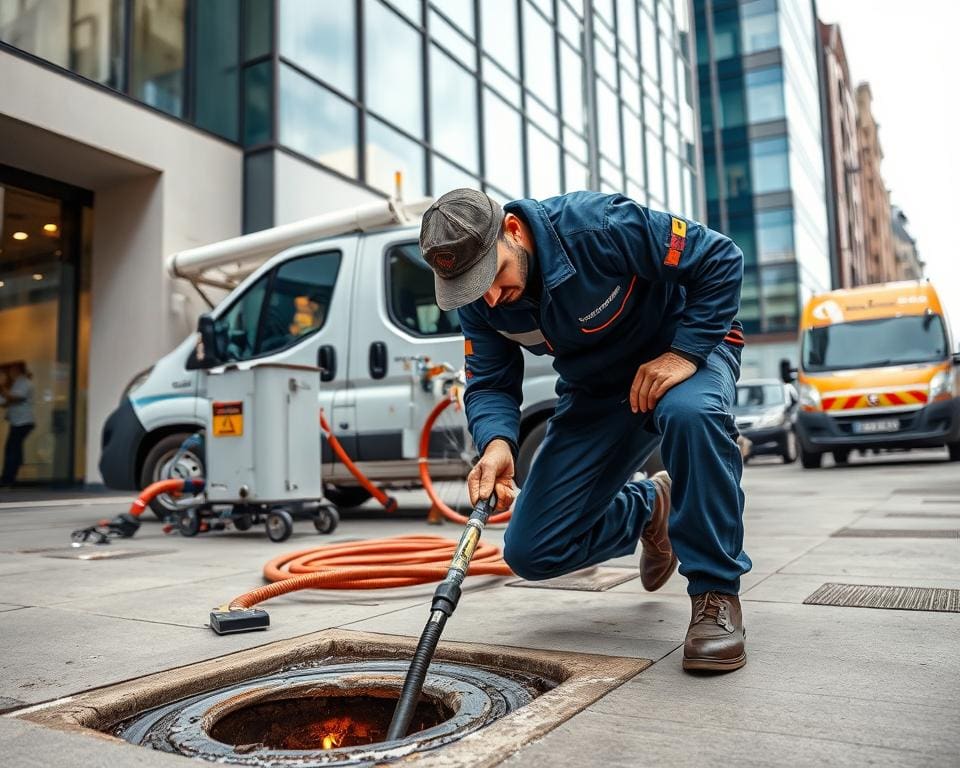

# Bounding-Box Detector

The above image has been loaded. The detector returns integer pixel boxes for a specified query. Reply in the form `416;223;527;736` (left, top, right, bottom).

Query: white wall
0;50;243;482
273;151;382;226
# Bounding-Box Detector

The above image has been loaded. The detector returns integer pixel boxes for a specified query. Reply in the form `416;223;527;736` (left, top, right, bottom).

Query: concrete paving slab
587;647;960;757
501;700;947;768
743;572;960;604
0;716;187;767
781;538;960;580
346;583;688;661
0;603;26;612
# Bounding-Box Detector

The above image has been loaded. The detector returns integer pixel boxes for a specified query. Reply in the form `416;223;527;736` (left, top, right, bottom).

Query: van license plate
853;419;900;434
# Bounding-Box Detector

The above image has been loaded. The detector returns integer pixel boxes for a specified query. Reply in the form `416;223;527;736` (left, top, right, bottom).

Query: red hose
126;478;189;518
227;534;513;610
320;410;398;513
419;397;512;525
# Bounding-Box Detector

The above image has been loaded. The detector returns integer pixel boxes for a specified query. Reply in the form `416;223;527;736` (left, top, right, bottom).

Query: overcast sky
815;0;960;339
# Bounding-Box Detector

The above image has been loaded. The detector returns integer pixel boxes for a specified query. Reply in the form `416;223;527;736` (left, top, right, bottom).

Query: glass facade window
761;262;799;331
558;1;582;48
622;108;645;183
280;65;358;178
364;0;423;137
756;209;794;263
523;1;557;110
596;81;622;166
481;0;519;77
433;154;478;196
741;0;778;53
366;115;426;197
433;1;474;38
280;0;355;97
0;0;125;88
131;0;186;116
526;123;560;199
429;7;474;67
746;66;785;123
243;60;273;147
244;0;272;60
645;129;665;202
750;136;789;194
559;42;585;132
483;89;523;197
195;0;239;142
429;47;479;174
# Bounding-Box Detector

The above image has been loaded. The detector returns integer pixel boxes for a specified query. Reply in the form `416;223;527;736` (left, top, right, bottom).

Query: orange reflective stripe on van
821;390;929;411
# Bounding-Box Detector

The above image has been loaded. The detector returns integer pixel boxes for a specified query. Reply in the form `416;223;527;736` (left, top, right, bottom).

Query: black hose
386;612;447;740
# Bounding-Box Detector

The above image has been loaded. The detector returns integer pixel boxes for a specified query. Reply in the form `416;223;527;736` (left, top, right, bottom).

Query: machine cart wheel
313;504;340;534
178;509;203;537
266;508;294;542
231;508;254;531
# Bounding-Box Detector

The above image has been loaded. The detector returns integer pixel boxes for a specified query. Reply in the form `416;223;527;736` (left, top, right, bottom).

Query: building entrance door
0;166;91;486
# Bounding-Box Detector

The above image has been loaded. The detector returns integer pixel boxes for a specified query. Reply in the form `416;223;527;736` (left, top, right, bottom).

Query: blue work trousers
503;342;751;595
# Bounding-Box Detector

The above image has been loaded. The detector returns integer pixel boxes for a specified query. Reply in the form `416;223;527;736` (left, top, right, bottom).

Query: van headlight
929;371;954;401
755;409;786;428
799;383;821;411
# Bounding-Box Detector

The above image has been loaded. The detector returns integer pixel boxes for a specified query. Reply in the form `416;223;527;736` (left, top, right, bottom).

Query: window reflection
523;2;556;110
280;65;358;178
484;89;524;197
746;67;784;123
480;0;519;76
756;209;794;263
195;0;239;141
366;116;425;197
750;136;789;194
433;155;478;196
280;0;355;97
365;0;423;137
527;123;560;198
430;47;479;172
131;0;185;116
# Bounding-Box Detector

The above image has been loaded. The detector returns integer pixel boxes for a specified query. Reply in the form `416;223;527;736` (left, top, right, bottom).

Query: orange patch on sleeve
464;339;474;356
664;249;682;267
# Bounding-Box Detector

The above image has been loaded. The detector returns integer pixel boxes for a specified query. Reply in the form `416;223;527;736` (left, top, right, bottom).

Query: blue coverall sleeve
458;304;524;456
603;194;743;366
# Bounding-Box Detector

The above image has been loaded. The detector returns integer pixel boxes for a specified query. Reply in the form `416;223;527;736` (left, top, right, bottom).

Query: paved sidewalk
1;449;958;767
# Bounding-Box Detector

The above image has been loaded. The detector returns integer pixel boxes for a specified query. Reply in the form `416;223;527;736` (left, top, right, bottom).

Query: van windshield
802;314;948;373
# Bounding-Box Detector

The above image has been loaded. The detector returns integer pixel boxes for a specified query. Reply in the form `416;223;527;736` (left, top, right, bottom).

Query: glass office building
694;0;830;376
1;0;699;486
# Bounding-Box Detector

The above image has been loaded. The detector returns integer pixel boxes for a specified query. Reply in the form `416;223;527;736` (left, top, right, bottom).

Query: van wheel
833;449;850;465
516;420;549;487
948;442;960;462
782;431;798;464
800;448;822;469
140;433;205;521
323;485;372;509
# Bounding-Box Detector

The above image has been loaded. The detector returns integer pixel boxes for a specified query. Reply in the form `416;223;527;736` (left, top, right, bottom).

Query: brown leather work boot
638;471;677;591
683;592;746;672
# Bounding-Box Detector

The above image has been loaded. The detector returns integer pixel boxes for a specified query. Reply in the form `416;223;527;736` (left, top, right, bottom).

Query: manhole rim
121;661;537;764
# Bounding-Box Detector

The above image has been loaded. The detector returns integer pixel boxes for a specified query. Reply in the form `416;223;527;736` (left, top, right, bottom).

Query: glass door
0;170;90;485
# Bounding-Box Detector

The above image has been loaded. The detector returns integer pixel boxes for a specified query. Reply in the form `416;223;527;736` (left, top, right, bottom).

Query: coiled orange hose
227;535;513;610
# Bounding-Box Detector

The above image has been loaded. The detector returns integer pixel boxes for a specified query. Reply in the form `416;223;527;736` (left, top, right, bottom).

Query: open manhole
16;629;648;767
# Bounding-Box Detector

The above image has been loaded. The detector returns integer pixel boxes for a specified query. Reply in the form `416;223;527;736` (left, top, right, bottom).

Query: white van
99;210;560;518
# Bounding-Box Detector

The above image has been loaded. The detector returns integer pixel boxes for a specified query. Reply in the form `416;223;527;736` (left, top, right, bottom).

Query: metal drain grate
831;528;959;539
804;583;960;613
507;566;639;591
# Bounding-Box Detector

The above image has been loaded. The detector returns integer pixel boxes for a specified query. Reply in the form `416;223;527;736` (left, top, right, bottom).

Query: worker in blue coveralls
419;188;752;673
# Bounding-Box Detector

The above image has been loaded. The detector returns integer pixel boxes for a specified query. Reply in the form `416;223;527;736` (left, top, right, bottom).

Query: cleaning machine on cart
168;360;339;542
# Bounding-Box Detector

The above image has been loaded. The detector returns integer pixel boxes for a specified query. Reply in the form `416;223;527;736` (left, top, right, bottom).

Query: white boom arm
166;195;432;288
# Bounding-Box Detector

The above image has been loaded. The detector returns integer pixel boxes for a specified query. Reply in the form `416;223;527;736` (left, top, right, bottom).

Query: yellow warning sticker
671;217;687;237
212;401;243;437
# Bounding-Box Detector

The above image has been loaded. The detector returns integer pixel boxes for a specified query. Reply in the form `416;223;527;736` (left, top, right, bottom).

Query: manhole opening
208;691;453;751
19;630;650;767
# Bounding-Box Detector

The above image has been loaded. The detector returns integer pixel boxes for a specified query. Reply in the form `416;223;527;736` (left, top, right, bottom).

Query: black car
733;379;799;463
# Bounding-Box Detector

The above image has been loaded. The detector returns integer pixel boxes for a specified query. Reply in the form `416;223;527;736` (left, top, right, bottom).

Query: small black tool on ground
70;513;141;545
209;607;270;634
385;494;497;741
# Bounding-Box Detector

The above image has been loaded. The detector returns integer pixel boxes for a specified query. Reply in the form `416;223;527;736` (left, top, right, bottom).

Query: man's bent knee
502;533;566;581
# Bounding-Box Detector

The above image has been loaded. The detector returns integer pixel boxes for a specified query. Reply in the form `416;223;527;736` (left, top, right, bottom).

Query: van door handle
369;341;388;379
318;345;336;382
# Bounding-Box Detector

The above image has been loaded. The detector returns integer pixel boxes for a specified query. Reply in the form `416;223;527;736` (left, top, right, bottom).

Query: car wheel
782;430;798;464
800;448;822;469
323;484;372;509
516;420;549;487
140;433;205;521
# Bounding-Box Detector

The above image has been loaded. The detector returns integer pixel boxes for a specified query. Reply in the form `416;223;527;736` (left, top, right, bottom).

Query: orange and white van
790;280;960;468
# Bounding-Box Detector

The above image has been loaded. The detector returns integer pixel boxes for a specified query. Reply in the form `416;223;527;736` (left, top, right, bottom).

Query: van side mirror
190;314;223;370
779;358;797;383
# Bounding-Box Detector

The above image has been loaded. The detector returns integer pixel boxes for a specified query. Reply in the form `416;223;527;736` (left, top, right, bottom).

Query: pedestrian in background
419;189;751;672
0;361;36;488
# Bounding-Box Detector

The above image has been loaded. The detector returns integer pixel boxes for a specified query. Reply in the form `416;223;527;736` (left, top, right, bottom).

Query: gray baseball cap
419;188;503;311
